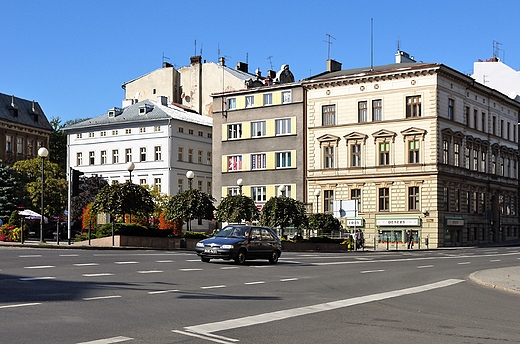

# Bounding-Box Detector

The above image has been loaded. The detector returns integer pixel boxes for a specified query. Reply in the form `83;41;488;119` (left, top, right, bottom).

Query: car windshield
215;226;249;238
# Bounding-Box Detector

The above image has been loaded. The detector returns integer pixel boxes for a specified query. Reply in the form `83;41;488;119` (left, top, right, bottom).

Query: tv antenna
324;33;336;60
162;52;170;64
493;40;502;60
267;56;274;70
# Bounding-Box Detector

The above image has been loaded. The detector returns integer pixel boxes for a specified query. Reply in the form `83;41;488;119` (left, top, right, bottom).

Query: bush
307;236;343;243
182;231;209;239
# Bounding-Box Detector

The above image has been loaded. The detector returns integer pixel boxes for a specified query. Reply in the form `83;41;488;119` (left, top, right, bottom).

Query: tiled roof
0;92;52;131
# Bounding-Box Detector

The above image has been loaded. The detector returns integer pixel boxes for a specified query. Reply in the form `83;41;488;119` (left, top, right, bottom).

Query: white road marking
60;254;79;257
186;259;201;262
156;260;174;263
220;267;239;270
280;278;299;282
19;277;55;281
179;279;464;340
360;269;385;274
83;296;122;301
115;261;139;264
417;265;434;269
18;255;42;258
244;281;265;285
173;330;237;343
82;273;114;277
74;263;99;266
457;262;471;265
148;289;179;295
24;265;54;269
490;259;501;262
179;268;203;271
137;270;163;274
75;335;133;344
0;303;41;309
201;285;226;290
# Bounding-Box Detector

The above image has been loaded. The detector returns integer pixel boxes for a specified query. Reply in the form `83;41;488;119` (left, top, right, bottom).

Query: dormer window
138;104;154;115
108;107;122;118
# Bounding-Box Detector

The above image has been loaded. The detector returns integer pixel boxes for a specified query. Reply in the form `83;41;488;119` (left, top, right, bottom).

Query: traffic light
71;169;84;196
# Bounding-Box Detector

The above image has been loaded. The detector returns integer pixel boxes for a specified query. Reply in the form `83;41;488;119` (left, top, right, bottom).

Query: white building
65;97;213;230
472;57;520;102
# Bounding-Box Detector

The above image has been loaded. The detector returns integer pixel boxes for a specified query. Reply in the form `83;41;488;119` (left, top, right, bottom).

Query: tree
165;189;215;230
0;161;21;218
305;213;341;236
71;175;108;220
259;196;307;237
215;194;259;224
13;157;67;217
92;181;154;224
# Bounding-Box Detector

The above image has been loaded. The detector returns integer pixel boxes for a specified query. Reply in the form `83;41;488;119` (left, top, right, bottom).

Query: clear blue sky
2;0;519;123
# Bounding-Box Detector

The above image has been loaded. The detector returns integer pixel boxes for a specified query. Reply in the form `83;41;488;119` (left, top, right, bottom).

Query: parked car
195;225;281;264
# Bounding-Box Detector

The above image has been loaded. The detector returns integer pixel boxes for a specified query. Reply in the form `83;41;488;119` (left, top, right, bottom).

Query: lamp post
314;189;321;213
186;170;194;231
278;185;286;197
127;161;135;182
236;178;243;194
38;147;49;243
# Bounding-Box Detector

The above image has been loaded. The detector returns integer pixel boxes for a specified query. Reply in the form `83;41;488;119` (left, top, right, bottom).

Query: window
89;151;95;165
277;184;292;198
154;178;162;193
454;142;460;167
76;152;83;166
140;179;146;185
251;154;266;170
276;152;292;168
358;101;368;122
492;116;496;135
379;142;390;165
112;150;119;164
5;135;13;152
228;155;242;171
100;131;107;137
263;93;272;105
379;188;389;211
140;147;146;162
177;178;183;193
154;126;160;132
101;150;107;165
501;120;504;138
275;118;291;135
455;188;460;212
482;112;486;132
88;132;94;138
197;180;203;191
125;129;132;134
448;98;454;120
473;109;478;130
507;122;510;140
443;140;450;164
351;144;361;167
408;186;419;210
139;127;146;133
227;187;240;196
76;133;82;139
207;132;212;139
198;130;203;137
251;121;266;137
324;190;334;213
246;95;254;107
188;129;194;135
481;150;487;172
324;146;334;168
464;146;470;169
207;181;212;194
408;140;419;163
227;124;242;139
154;146;161;161
178;126;184;133
443;187;449;211
282;91;292;103
351;189;361;212
227;98;236;110
464;106;469;125
473;148;479;171
16;138;23;154
252;186;267;202
27;140;34;157
112;130;118;136
198;150;203;164
372;99;382;121
178;147;183;161
188;148;193;163
322;105;336;126
207;151;212;165
125;148;132;163
406;96;421;118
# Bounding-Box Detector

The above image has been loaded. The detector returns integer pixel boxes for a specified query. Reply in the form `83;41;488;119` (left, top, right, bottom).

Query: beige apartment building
305;53;520;248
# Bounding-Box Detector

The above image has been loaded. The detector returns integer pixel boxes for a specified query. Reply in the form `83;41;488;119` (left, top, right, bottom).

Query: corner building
305;56;520;248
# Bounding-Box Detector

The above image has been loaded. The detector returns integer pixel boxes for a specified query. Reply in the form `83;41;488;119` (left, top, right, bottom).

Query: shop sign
376;217;420;226
346;218;364;227
445;218;464;226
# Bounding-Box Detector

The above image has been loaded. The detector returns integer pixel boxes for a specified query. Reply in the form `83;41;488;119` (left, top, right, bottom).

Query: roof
0;92;52;131
65;99;212;131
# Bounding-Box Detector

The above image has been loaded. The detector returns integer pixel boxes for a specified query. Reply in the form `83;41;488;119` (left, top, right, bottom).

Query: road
0;246;519;344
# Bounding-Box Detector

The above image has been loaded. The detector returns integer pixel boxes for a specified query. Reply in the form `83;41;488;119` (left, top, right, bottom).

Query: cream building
305;52;520;248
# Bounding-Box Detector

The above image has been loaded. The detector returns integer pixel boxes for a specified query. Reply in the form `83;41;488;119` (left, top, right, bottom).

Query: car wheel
201;257;210;263
235;249;247;265
268;251;279;264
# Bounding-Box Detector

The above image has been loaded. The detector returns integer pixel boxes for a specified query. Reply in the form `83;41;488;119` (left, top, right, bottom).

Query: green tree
215;194;259;224
0;161;21;218
49;117;90;172
13;157;67;217
92;181;154;224
305;213;341;236
259;196;307;237
71;175;108;221
165;189;215;230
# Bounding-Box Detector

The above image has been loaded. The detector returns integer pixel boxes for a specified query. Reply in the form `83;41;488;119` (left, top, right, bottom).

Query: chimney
219;56;226;66
157;96;168;106
235;62;248;73
190;55;202;66
163;62;173;68
395;50;416;63
326;59;342;72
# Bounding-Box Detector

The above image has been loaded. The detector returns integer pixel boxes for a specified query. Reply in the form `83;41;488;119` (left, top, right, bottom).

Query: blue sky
2;0;519;123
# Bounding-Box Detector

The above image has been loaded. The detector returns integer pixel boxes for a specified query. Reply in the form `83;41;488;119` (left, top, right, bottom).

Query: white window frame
251;153;266;170
275;118;291;135
251;121;266;137
276;152;292;168
252;186;267;202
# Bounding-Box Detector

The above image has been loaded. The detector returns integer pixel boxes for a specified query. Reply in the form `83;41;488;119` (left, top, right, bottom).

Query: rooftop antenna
324;33;336;60
397;36;401;51
246;52;248;64
493;40;502;60
370;18;374;70
267;56;274;70
194;39;197;56
200;43;203;56
162;52;170;65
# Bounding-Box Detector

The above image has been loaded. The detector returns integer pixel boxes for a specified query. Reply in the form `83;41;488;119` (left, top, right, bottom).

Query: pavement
1;239;520;294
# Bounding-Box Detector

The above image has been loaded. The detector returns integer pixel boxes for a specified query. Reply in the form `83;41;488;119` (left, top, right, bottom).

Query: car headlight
196;242;205;248
221;244;234;249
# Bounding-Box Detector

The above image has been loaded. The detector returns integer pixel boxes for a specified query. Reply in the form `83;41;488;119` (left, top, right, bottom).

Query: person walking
407;230;414;249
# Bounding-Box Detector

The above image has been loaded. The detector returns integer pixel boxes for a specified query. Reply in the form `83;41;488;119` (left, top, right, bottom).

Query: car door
260;228;277;258
247;227;262;259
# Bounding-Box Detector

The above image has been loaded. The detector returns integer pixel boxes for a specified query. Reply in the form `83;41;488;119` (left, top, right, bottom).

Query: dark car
195;225;281;264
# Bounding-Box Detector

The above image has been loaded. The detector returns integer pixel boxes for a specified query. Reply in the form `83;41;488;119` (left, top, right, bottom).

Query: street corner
469;266;520;294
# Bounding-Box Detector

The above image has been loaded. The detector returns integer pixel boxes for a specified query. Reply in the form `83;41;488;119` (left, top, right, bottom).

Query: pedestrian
407;230;413;249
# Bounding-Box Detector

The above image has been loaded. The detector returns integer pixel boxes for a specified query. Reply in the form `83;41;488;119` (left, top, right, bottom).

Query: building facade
305;55;520;248
0;93;52;166
65;97;213;230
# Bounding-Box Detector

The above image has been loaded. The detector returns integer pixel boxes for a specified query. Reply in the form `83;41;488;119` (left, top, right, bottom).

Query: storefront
444;216;464;246
376;216;421;246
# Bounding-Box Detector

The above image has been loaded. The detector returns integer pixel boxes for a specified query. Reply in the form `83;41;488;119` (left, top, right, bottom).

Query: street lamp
236;178;243;194
38;147;49;243
127;161;135;182
278;185;286;197
186;170;194;189
314;189;321;213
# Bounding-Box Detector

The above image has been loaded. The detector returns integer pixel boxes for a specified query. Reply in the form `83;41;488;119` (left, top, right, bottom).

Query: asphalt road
0;246;519;344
